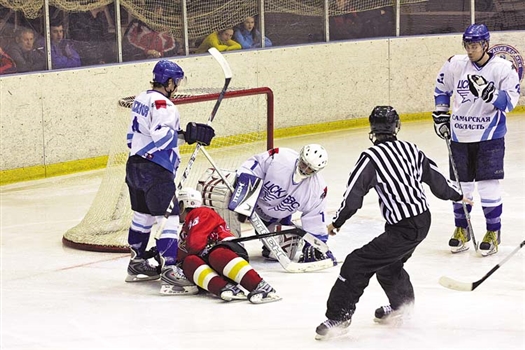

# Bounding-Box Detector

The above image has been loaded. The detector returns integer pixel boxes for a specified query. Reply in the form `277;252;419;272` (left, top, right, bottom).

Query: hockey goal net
63;87;274;252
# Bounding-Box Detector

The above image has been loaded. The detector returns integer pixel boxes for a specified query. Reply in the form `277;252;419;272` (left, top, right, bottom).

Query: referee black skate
315;106;472;340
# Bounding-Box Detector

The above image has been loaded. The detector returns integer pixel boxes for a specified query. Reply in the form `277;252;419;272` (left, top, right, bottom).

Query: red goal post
63;87;274;252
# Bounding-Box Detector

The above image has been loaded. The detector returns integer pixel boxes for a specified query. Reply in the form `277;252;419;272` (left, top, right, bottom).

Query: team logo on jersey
456;79;472;103
489;44;524;81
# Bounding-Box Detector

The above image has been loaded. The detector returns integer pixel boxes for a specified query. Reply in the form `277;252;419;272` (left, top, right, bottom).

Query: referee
315;106;472;340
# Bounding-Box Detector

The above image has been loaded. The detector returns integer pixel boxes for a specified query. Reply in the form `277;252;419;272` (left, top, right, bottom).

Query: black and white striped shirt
333;140;462;227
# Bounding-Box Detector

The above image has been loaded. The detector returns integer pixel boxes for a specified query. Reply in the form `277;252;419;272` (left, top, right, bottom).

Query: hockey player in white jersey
124;60;215;294
235;144;336;263
433;23;520;256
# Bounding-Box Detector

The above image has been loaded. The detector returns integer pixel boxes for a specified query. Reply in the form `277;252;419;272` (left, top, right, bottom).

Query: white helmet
293;144;328;183
178;188;202;209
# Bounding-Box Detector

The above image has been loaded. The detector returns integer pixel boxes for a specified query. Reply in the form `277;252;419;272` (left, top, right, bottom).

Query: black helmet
369;106;400;135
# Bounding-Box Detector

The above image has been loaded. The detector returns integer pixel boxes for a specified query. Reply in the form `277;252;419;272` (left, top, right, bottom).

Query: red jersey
178;207;235;260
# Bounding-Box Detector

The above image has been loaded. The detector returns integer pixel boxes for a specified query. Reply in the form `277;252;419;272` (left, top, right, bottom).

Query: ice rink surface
2;115;524;350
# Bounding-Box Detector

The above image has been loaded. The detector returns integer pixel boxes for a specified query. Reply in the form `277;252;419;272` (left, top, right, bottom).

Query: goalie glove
298;243;337;265
432;111;451;139
467;74;496;103
184;122;215;146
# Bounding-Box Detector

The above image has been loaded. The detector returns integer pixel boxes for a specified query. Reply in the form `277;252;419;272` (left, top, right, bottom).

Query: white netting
0;0;427;38
62;87;273;252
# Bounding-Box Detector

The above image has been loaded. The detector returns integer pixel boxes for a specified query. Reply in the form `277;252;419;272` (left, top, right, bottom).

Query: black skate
374;305;405;325
125;248;160;282
315;318;351;340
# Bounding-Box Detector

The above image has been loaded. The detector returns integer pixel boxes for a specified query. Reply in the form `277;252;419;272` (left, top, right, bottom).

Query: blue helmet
463;24;490;43
152;60;185;86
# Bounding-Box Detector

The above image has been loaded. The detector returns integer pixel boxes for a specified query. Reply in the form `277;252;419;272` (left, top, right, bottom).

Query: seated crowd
0;10;277;76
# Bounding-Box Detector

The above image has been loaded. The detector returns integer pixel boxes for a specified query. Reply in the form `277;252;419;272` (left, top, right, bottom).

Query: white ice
1;117;524;350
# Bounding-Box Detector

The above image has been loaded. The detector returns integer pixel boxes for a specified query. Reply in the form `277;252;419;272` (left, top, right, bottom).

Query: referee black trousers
325;210;431;321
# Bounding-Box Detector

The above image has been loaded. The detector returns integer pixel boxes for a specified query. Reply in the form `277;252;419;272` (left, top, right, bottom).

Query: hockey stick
199;147;335;272
439;239;525;291
228;228;302;243
154;48;232;239
445;137;478;252
228;227;329;253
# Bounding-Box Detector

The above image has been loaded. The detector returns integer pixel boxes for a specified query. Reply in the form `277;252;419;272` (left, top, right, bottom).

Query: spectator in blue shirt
233;16;272;49
48;20;81;69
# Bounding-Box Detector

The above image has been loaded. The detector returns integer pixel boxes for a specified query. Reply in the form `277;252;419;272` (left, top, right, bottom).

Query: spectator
5;27;46;73
0;46;17;74
329;0;363;40
233;16;272;49
359;6;394;38
69;6;116;66
47;19;81;69
196;28;241;54
123;3;180;61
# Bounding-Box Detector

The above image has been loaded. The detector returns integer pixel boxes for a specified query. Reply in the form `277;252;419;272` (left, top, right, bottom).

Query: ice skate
373;305;404;325
219;283;247;301
478;230;500;256
449;227;470;253
247;280;281;304
315;318;351;340
160;264;199;295
125;248;160;282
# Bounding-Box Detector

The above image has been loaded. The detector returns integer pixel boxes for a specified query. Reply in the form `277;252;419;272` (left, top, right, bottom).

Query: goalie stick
199;147;335;273
228;227;329;253
439;239;525;291
154;48;232;240
445;137;478;252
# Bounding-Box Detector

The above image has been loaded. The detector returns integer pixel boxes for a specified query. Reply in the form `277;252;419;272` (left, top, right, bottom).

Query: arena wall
0;32;523;184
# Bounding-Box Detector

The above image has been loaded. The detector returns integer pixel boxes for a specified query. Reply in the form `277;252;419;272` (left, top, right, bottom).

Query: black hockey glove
298;243;326;263
432;111;451;140
467;74;496;103
184;122;215;146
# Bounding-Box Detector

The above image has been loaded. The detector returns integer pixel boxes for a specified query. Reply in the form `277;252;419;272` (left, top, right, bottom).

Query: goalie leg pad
263;224;302;260
197;168;241;237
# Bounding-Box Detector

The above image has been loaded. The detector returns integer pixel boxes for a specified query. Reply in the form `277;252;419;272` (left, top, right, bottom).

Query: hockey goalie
197;144;336;264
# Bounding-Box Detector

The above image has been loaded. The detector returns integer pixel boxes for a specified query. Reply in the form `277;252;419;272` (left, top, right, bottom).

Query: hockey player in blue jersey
433;24;520;256
124;60;215;294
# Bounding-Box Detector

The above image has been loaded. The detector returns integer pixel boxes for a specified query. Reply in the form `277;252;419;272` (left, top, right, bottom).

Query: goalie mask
293;144;328;183
369;105;400;142
178;188;202;210
152;60;186;87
